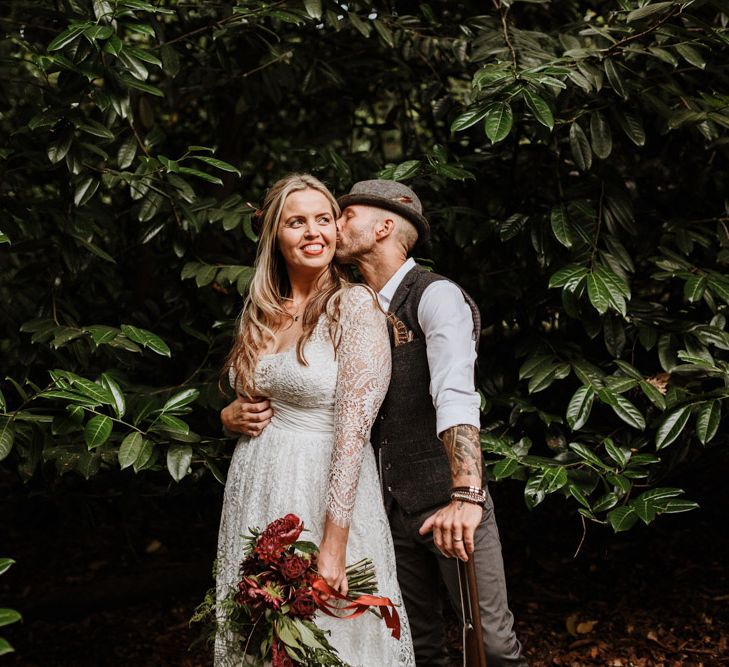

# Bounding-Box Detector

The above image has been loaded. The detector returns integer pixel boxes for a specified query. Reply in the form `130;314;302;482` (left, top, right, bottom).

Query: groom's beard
335;231;373;263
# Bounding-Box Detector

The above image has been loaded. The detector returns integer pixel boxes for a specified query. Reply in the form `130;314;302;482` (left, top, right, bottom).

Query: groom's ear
375;216;395;240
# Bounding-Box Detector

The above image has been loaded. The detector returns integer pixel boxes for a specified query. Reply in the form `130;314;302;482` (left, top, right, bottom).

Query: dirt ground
2;447;728;667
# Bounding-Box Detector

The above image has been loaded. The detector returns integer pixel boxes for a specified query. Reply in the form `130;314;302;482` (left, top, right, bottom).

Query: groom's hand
220;396;272;437
419;501;483;562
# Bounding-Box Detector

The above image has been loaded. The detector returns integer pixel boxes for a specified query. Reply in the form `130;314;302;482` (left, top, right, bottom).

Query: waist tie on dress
269;399;335;434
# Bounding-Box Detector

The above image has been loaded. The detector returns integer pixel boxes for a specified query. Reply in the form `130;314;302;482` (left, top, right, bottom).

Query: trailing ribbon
311;578;401;640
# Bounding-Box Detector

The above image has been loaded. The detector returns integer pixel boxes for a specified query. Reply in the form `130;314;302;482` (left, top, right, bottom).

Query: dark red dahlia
289;588;317;620
279;554;310;582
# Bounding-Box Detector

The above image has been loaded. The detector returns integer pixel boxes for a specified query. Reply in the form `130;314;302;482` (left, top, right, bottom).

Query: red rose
272;639;295;667
289;589;317;620
280;554;309;582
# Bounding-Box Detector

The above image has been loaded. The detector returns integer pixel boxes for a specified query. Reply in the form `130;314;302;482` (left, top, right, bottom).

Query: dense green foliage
1;0;728;533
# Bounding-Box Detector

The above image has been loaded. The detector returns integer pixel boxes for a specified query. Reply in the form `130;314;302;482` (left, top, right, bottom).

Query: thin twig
602;8;681;57
492;0;518;75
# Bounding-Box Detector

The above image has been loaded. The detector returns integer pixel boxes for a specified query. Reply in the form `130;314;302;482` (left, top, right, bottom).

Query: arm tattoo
441;424;483;483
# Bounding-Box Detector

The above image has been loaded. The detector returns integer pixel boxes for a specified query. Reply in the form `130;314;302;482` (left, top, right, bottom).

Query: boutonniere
386;314;415;346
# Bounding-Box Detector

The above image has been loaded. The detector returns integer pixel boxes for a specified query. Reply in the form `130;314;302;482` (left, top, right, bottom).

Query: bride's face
276;188;336;274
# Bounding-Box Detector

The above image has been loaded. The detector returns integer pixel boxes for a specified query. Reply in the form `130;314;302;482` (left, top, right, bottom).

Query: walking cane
457;556;487;666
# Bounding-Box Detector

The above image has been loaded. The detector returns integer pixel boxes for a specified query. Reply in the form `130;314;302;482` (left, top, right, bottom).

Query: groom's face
335;205;379;262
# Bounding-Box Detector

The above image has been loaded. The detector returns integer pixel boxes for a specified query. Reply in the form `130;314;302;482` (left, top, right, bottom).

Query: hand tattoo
441;424;483;483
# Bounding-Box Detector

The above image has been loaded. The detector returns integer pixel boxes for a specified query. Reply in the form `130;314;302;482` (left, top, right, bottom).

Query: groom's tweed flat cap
338;180;430;242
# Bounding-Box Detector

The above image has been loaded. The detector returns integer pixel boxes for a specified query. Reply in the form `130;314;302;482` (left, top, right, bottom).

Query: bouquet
194;513;400;667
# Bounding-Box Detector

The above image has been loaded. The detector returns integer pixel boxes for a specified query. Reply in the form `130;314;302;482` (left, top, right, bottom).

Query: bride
215;173;415;666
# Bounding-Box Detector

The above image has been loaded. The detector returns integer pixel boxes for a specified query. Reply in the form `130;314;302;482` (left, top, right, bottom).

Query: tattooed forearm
440;424;483;483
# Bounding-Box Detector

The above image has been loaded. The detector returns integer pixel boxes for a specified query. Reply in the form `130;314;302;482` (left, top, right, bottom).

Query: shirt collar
377;257;416;310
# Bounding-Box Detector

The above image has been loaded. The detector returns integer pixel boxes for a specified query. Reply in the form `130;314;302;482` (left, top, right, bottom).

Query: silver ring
453;537;463;542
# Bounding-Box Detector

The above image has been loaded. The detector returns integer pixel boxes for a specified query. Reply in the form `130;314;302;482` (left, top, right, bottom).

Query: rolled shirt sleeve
417;280;481;435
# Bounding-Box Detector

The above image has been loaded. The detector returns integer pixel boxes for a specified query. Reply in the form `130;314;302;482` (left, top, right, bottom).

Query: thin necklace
282;297;306;322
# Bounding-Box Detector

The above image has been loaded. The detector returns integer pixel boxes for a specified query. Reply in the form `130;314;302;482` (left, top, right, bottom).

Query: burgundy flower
235;575;266;610
289;589;317;620
272;639;295;667
255;534;285;564
279;554;309;582
264;514;304;546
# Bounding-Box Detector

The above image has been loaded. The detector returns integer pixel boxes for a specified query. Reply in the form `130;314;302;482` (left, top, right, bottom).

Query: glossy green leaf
303;0;323;20
639;381;667;410
655;405;693;450
569;121;592;171
522;90;554;130
132;439;154;473
177;166;223;185
590;111;612;159
568;484;591;509
484;102;513;143
569;442;607;469
566;385;594;430
550;205;573;248
696;400;721;445
101;374;125;419
118;432;144;469
451;104;491;132
549;265;588;289
77;119;114;140
603;58;626;98
605;439;628;468
627;2;674;22
607;506;638;532
48;23;90;51
192;156;241;175
120;325;171;357
48;134;73;164
84;414;113;450
166;444;192;482
0;418;15;462
391;160;420;181
0;559;15;576
675;43;706;70
586;272;610;314
0;608;21;628
492;457;520;480
120;75;164;97
118;136;137;169
74;177;99;207
599;388;646;430
161;388;199;412
683;275;707;303
615;109;645;146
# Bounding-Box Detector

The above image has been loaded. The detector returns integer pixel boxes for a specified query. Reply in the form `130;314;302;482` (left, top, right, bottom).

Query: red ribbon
311;578;401;641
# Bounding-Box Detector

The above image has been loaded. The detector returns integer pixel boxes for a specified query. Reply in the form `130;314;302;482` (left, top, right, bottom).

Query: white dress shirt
377;257;481;435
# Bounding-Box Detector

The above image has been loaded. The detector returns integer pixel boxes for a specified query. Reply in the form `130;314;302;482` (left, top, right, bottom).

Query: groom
333;180;526;666
224;180;526;666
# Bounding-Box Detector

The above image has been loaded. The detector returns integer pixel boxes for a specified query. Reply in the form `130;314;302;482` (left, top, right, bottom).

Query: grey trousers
388;490;528;667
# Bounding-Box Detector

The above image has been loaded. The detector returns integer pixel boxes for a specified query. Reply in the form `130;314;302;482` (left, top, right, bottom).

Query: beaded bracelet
451;485;485;496
451;490;486;507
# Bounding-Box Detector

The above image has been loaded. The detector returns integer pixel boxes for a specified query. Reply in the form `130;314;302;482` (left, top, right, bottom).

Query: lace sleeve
326;286;392;527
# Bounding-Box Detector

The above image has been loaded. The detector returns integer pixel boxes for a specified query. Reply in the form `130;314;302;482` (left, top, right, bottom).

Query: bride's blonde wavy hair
224;173;350;397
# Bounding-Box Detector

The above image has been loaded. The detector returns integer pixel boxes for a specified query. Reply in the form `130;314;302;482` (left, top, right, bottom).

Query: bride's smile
276;188;336;272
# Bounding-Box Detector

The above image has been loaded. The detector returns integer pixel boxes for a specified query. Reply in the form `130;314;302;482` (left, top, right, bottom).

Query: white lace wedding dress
215;286;415;667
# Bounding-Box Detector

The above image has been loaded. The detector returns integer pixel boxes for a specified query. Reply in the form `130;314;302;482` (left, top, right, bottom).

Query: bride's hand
220;396;272;436
317;538;348;599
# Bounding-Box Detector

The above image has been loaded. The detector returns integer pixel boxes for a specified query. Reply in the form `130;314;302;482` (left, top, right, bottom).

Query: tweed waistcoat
372;265;481;514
